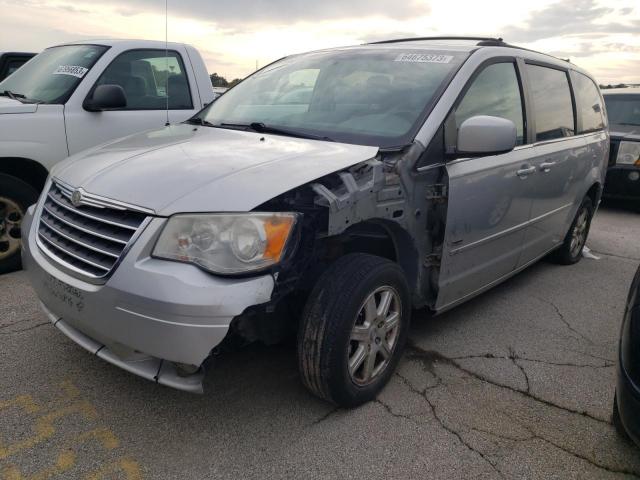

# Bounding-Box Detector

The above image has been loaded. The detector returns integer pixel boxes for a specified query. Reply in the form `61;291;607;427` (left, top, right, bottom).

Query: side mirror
456;115;517;155
84;84;126;112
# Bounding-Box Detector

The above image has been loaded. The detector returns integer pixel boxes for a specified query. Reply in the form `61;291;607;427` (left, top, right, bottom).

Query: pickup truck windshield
0;45;108;104
200;49;466;148
605;95;640;126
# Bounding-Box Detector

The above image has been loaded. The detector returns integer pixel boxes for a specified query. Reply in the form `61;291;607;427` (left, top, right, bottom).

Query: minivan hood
610;123;640;141
0;96;38;114
53;124;379;215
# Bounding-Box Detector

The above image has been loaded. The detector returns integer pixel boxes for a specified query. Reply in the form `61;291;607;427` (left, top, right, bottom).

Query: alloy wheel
0;197;23;261
348;286;401;385
569;207;588;258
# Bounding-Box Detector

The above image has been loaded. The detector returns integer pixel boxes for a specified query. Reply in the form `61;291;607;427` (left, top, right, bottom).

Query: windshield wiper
1;90;26;102
219;122;334;142
185;117;216;127
0;90;43;104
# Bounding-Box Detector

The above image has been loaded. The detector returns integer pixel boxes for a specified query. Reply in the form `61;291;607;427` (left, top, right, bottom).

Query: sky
0;0;638;84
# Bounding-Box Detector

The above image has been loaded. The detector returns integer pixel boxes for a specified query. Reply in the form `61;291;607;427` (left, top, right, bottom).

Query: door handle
540;161;556;172
516;166;536;178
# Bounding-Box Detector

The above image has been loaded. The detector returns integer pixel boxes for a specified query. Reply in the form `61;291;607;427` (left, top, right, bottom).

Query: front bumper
603;165;640;200
22;205;275;393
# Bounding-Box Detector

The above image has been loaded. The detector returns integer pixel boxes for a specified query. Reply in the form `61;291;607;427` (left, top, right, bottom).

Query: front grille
37;182;148;278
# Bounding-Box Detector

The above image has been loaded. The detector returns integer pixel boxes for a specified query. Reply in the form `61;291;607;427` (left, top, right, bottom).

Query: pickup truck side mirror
84;84;127;112
456;115;517;156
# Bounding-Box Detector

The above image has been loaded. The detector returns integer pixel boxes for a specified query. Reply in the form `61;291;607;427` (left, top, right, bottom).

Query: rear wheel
551;196;593;265
0;174;39;274
298;253;411;407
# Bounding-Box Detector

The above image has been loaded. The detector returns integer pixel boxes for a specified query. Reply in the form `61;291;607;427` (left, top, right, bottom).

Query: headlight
153;213;299;274
616;141;640;166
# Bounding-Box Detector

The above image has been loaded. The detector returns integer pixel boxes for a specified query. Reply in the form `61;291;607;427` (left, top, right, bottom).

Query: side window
526;64;575;141
94;49;192;110
455;62;525;145
570;71;605;133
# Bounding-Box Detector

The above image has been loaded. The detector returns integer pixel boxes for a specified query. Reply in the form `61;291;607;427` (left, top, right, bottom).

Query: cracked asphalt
1;202;639;479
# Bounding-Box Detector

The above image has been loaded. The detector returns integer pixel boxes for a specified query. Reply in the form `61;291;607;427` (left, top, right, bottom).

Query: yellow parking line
0;401;97;460
85;458;143;480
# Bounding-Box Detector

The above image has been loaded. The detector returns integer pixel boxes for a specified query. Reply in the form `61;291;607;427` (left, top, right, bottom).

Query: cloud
502;0;639;42
100;0;430;25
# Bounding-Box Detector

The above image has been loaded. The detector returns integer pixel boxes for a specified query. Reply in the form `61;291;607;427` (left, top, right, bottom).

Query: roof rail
368;36;505;46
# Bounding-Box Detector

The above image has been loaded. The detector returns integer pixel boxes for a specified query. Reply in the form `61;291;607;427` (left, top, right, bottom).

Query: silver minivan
22;37;608;406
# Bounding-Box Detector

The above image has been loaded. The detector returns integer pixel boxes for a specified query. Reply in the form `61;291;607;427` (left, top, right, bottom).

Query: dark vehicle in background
603;88;640;202
614;265;640;448
0;52;36;81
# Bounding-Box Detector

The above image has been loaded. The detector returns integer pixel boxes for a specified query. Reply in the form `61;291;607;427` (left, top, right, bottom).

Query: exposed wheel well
0;158;49;193
339;220;419;293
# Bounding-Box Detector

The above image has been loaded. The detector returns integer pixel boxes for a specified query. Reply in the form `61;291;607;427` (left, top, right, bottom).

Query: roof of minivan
314;37;584;75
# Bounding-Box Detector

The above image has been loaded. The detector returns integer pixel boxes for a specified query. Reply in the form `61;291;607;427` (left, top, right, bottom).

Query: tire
0;174;39;274
551;196;594;265
613;393;631;441
298;253;411;407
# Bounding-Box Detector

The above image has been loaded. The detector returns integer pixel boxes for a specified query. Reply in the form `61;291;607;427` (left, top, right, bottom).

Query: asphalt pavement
1;202;639;479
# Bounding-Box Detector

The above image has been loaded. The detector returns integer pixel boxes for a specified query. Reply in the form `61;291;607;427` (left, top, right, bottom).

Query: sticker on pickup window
53;65;89;78
394;53;454;64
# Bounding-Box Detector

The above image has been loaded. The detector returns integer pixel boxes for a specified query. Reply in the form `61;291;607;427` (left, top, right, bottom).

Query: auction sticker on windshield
53;65;89;78
395;53;454;63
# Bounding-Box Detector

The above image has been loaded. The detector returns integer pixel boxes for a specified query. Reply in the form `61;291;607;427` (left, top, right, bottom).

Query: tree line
210;73;242;88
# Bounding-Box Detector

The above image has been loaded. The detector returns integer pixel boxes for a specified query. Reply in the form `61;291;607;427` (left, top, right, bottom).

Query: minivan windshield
0;45;108;104
198;49;467;147
604;95;640;127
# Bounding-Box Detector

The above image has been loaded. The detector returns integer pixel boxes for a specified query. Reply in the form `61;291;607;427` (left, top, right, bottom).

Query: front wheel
551;196;594;265
0;174;39;274
298;253;411;407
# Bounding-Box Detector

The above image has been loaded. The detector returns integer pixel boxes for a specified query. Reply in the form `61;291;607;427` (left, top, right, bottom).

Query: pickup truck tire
0;174;39;274
551;196;594;265
298;253;411;407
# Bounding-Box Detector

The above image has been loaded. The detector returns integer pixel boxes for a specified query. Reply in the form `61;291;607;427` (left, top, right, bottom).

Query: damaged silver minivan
22;37;608;406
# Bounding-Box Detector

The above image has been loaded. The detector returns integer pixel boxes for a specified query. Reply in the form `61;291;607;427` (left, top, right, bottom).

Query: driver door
435;60;534;310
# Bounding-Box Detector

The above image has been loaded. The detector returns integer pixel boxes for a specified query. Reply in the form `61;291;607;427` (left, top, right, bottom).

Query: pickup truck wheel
551;196;593;265
0;174;39;274
298;253;411;407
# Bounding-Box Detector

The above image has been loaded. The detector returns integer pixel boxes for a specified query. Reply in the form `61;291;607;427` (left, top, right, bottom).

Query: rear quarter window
526;64;575;141
570;71;605;133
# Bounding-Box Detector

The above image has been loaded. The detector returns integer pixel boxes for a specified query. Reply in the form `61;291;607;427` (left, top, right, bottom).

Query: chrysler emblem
71;189;83;207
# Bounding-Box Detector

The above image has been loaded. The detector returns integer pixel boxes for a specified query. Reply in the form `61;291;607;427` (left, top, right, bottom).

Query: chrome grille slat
42;205;129;245
38;232;111;272
37;182;148;279
40;216;120;259
47;191;139;230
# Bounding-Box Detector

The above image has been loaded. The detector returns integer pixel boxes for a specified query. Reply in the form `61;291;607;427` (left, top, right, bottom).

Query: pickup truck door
435;60;533;311
63;46;202;156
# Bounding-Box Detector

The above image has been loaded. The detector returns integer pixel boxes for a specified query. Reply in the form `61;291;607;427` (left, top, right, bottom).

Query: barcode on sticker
395;54;454;64
53;65;89;78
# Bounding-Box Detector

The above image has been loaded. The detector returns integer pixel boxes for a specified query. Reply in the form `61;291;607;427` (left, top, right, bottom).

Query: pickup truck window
93;49;193;110
0;45;108;104
199;49;467;148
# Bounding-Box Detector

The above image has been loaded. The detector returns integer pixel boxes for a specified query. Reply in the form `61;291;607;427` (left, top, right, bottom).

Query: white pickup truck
0;39;215;272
